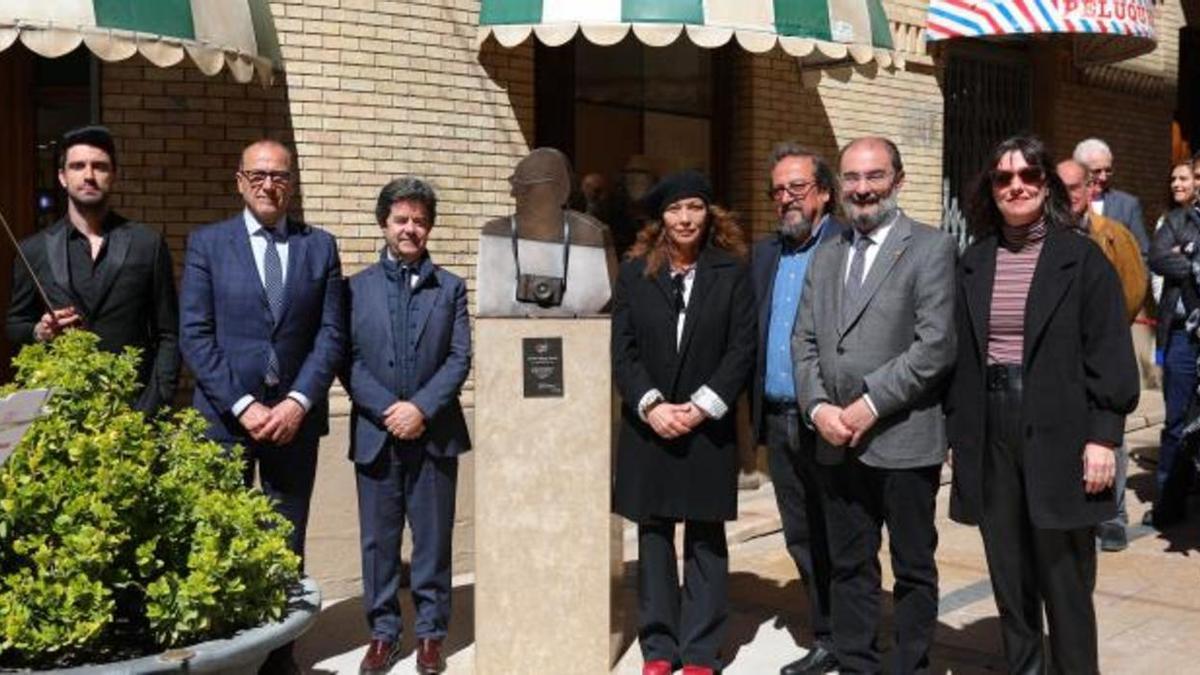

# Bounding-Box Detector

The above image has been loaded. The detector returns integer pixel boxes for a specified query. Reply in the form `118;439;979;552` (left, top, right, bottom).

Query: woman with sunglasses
611;170;755;675
944;135;1138;674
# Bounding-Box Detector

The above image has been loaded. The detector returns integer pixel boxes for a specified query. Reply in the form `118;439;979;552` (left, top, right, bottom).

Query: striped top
987;219;1047;365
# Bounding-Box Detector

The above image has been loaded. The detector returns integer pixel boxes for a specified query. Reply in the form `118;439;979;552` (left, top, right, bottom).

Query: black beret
642;169;713;218
61;125;118;168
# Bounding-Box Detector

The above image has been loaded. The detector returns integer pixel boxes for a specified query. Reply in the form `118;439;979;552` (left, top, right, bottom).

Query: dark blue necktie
263;227;284;385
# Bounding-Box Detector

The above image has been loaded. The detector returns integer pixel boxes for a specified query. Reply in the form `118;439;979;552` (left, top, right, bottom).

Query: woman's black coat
612;246;756;523
945;229;1139;530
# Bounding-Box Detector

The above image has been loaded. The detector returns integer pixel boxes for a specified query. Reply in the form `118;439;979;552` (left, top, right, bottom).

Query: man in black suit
6;126;179;413
750;143;841;675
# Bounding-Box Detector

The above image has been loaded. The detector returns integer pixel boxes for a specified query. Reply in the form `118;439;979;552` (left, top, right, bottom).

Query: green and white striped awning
0;0;280;84
479;0;900;68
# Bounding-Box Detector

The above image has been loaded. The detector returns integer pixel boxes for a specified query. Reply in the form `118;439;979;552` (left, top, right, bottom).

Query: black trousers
765;405;833;646
981;365;1098;675
637;518;728;670
819;458;940;674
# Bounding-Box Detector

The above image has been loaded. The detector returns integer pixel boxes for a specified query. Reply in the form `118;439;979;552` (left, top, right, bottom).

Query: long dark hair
626;204;748;277
966;135;1073;240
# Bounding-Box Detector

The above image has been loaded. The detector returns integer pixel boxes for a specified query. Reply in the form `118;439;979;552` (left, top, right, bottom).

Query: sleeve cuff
231;394;256;417
690;386;729;420
637;388;664;423
287;391;313;412
806;402;825;430
862;393;879;418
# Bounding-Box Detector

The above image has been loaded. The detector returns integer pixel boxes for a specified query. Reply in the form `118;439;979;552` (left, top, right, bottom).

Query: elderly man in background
1057;158;1147;552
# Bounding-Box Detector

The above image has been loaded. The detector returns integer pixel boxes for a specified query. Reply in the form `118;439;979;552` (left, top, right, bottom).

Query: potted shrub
0;331;317;672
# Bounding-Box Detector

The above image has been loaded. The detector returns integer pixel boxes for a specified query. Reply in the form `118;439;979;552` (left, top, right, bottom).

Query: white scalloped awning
0;0;280;84
926;0;1157;66
478;0;904;71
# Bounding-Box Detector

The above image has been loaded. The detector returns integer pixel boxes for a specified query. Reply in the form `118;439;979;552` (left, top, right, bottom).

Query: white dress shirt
843;217;896;285
231;208;311;417
635;262;728;423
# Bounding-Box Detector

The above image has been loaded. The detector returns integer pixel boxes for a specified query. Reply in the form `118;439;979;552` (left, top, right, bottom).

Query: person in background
1150;162;1198;306
1147;150;1200;528
1057;158;1147;552
612;170;755;675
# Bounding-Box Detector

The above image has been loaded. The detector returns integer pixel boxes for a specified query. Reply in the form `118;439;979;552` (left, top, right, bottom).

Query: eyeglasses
840;170;892;187
990;167;1045;188
767;180;819;201
239;170;292;186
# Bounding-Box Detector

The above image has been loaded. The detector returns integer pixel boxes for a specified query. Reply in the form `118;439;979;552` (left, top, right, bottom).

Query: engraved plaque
523;337;564;398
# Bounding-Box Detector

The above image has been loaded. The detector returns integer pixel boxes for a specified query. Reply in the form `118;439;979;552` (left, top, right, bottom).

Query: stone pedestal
474;317;624;675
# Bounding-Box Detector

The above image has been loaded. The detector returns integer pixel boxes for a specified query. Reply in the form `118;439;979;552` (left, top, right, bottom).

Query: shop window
535;37;731;256
942;46;1032;247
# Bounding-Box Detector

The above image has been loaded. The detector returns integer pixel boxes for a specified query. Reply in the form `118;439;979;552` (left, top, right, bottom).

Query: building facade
0;1;1193;409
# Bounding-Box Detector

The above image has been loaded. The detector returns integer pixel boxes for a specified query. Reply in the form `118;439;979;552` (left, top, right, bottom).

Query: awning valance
0;0;280;84
478;0;903;70
926;0;1157;66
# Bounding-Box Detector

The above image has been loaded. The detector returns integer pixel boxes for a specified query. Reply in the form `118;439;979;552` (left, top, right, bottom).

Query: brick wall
730;3;943;242
101;0;537;410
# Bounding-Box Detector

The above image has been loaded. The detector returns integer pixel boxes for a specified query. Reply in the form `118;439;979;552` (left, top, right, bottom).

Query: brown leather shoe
359;638;400;674
415;637;446;674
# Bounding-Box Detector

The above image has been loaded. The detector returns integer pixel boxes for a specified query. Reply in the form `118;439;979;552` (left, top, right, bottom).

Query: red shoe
682;666;715;675
643;660;673;675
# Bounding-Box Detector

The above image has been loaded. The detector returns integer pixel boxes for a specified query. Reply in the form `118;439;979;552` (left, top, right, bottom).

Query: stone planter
29;577;321;674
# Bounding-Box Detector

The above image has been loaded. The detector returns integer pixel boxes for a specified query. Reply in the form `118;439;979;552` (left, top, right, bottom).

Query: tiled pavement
296;392;1200;673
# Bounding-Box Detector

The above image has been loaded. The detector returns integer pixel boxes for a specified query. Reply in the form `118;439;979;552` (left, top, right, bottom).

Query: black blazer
6;214;179;413
945;229;1139;530
611;246;756;522
749;218;843;440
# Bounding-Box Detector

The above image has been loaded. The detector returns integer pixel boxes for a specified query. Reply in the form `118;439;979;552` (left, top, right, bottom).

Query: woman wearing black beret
611;170;755;675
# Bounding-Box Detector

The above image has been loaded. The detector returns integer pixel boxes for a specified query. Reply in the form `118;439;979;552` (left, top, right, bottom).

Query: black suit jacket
611;246;756;522
945;229;1139;529
6;214;179;413
749;218;843;440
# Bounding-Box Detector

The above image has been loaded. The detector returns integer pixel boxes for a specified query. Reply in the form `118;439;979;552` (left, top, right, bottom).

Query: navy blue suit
344;252;471;642
179;213;345;558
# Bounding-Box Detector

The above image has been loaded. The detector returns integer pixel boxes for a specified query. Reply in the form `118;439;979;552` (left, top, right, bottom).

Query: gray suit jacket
1102;188;1148;257
792;212;957;469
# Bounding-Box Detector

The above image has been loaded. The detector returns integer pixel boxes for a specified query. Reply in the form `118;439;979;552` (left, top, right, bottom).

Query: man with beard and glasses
793;137;956;674
750;143;842;675
7;125;179;414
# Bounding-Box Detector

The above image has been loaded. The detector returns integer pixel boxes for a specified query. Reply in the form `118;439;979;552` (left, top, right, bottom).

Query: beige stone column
473;317;624;675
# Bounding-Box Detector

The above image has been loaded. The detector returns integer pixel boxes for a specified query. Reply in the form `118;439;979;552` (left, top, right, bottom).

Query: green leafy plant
0;331;300;668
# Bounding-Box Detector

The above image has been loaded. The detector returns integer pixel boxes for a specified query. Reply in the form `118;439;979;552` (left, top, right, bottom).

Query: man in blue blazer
179;139;345;564
344;177;470;675
751;143;842;675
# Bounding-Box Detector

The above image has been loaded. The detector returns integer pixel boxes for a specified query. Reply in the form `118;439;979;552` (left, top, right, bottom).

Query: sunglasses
991;167;1045;188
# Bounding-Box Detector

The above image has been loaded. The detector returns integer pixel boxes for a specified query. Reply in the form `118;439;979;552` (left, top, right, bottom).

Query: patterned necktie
262;227;284;385
844;234;873;311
